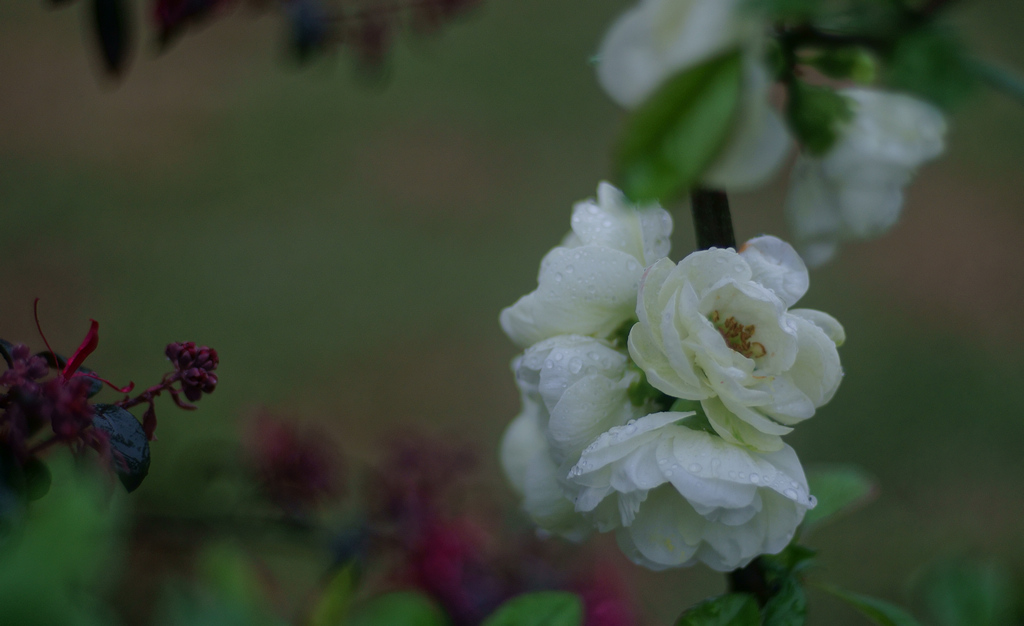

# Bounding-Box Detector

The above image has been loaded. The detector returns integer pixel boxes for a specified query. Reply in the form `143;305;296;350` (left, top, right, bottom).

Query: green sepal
785;81;854;155
807;48;877;84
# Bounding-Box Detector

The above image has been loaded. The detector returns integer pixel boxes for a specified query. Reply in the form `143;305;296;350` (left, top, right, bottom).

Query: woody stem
690;188;737;250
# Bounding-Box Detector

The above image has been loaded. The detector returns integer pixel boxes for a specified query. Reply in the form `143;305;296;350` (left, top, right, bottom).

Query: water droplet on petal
566;265;575;274
784;488;797;499
749;473;760;484
554;273;563;282
568;358;583;374
688;463;702;473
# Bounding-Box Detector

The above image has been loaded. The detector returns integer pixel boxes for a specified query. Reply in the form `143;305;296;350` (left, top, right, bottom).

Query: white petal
702;396;786;452
571;183;672;264
499;398;546;495
571;412;692;482
500;245;644;347
549;373;638;461
785;315;844;408
789;309;845;346
622;486;705;568
784;156;843;268
739;235;809;308
596;0;667;108
703;61;792;190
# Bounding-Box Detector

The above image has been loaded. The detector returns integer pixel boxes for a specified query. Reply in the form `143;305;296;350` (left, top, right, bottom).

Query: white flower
500;335;646;539
628;236;844;451
500;183;672;349
568;412;816;572
785;88;947;266
597;0;791;190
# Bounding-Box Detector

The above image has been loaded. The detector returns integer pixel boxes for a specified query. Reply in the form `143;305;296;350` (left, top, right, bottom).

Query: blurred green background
2;0;1024;623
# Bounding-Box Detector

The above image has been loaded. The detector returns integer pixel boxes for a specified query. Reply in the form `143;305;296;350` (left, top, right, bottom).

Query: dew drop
808;495;818;507
568;358;583;374
664;470;674;477
566;265;575;274
749;473;760;484
554;273;563;282
784;488;797;499
554;352;563;361
688;463;702;473
588;205;599;215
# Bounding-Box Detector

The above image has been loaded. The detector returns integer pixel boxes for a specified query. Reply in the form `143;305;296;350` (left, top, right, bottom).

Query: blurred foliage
675;594;760;626
615;51;742;203
480;592;583;626
913;558;1019;626
0;453;122;626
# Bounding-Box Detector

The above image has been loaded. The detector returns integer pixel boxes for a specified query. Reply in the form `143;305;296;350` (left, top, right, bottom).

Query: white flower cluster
597;0;948;265
499;183;844;571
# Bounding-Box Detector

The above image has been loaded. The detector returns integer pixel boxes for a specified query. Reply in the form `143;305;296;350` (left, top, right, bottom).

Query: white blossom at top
628;236;844;451
785;88;947;266
499;335;647;539
500;183;672;349
567;412;815;572
597;0;791;190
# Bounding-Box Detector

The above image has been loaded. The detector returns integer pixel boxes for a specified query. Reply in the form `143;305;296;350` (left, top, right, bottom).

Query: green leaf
802;464;876;530
785;81;854;155
676;593;760;626
763;576;807;626
310;563;359;626
349;592;452;626
0;339;13;368
198;544;265;609
887;27;976;111
482;591;583;626
92;404;151;492
819;585;922;626
915;558;1017;626
0;453;122;626
615;50;743;203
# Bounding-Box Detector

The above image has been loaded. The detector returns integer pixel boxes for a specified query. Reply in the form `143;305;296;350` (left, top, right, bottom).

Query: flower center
710;311;766;359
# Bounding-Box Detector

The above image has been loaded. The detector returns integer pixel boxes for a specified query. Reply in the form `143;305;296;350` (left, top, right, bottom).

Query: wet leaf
92;404;150;492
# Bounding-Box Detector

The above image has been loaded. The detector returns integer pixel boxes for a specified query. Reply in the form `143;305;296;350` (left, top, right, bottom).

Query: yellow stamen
710;311;765;359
